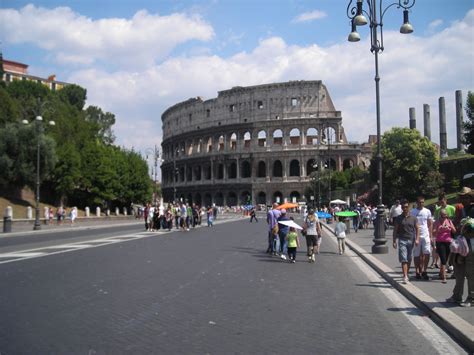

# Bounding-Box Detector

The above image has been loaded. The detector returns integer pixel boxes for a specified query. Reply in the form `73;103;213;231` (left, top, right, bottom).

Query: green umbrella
335;211;358;217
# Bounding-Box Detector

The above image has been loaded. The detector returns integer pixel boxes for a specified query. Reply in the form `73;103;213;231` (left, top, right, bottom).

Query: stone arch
218;135;225;151
322;126;336;144
228;162;237;179
197;139;203;153
307;158;318;176
195;193;202;206
306;127;318;145
241;160;251;178
257;161;266;178
186;193;193;204
273;160;283;177
217;163;224;179
204;164;211;180
228;192;237;207
273;191;283;204
214;192;223;206
289;159;300;177
194;165;201;181
258;130;267;147
187;140;193;155
206;137;213;152
257;191;266;205
343;158;354;170
243;131;251;149
289;128;300;145
185;167;191;182
230;132;237;151
324;158;337;171
290;191;301;203
204;193;213;207
272;129;283;145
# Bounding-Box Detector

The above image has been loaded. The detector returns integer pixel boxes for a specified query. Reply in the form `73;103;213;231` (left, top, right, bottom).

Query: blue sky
1;0;473;173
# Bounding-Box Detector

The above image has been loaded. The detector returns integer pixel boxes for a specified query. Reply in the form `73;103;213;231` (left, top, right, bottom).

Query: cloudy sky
1;0;473;173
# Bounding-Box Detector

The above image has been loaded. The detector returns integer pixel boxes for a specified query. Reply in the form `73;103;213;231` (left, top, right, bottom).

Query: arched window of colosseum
218;135;225;151
289;128;300;145
322;127;336;144
204;165;211;180
197;139;203;154
306;159;318;176
228;192;237;206
187;141;193;156
289;160;300;176
206;137;213;153
187;193;193;204
257;161;266;178
241;191;251;205
290;191;301;203
214;192;223;206
184;167;190;182
306;128;318;145
244;131;251;149
230;133;237;150
258;130;266;147
241;161;251;178
272;129;283;145
217;164;224;179
324;158;337;171
194;165;201;181
229;162;237;179
343;159;354;171
273;191;283;204
180;142;185;156
257;191;266;205
195;193;202;206
273;160;283;177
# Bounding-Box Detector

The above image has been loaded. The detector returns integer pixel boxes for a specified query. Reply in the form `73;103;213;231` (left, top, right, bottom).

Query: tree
85;106;116;144
0;86;19;126
58;84;87;111
463;91;474;154
370;127;443;203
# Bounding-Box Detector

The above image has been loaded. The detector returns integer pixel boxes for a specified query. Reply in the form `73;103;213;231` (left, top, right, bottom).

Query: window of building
206;109;210;117
5;74;11;82
230;104;235;112
291;98;299;106
258;101;264;109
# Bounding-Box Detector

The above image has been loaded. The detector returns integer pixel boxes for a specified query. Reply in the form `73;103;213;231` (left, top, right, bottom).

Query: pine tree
463;91;474;154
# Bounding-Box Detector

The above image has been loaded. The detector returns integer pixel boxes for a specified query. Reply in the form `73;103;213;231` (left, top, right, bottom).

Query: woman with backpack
303;208;321;263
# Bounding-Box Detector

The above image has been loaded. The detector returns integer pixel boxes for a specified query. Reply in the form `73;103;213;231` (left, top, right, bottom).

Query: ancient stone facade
161;81;371;207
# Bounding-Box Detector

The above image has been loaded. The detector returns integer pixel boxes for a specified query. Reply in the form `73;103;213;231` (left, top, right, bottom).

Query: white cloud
0;4;214;67
427;19;443;33
292;10;327;23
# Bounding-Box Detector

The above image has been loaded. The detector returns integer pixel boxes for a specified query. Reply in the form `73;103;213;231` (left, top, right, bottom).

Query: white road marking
0;252;46;258
46;244;93;249
324;232;465;354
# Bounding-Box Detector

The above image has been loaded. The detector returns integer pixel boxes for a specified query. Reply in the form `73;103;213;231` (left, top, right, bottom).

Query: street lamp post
347;0;415;254
145;145;160;205
23;115;55;230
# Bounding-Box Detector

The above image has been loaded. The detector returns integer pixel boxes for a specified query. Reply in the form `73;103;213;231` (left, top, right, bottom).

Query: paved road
0;216;467;354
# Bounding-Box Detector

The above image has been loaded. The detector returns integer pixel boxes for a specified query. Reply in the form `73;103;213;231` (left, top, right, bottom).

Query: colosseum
161;80;371;207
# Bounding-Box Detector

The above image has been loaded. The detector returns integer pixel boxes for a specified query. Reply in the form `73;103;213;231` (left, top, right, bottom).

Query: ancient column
423;104;431;140
455;90;464;151
439;97;448;158
409;107;416;129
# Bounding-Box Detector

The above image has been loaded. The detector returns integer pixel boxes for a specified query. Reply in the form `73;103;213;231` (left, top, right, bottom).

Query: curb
322;223;474;353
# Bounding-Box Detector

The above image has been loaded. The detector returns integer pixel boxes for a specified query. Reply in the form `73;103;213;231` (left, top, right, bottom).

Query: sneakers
447;265;454;273
402;276;409;284
415;273;422;280
461;300;472;308
311;254;316;262
280;254;287;260
291;259;296;263
422;272;430;281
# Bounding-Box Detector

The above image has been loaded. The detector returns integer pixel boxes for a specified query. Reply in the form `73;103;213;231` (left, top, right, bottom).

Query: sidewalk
323;222;474;352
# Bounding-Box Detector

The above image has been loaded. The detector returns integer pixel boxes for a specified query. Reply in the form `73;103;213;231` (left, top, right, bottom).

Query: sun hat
458;186;472;195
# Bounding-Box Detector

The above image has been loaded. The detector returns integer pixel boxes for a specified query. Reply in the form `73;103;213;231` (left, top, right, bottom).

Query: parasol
278;220;303;230
335;211;358;217
276;202;299;210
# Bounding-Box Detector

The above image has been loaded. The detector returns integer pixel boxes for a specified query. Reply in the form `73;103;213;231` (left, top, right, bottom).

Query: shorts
436;241;451;265
413;235;431;257
398;238;414;263
305;234;318;248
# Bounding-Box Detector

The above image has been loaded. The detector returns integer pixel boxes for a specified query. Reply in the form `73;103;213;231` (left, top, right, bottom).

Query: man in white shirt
389;200;402;226
410;196;433;280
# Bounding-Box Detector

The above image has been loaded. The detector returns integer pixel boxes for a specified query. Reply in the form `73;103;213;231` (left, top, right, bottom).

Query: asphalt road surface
0;217;468;354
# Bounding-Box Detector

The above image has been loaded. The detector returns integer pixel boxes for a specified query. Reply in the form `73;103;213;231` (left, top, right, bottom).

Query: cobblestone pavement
0;214;468;354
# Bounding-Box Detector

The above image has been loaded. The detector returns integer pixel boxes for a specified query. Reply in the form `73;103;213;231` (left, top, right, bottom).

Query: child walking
335;217;347;255
286;227;300;263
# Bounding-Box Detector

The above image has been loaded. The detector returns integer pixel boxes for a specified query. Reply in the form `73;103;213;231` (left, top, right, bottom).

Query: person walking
286;226;300;263
433;208;456;283
302;208;321;263
277;209;290;260
410;196;433;280
249;207;258;223
389;200;402;226
446;217;474;307
266;203;281;255
70;207;77;225
393;199;420;284
143;203;150;231
334;217;347;255
207;206;214;227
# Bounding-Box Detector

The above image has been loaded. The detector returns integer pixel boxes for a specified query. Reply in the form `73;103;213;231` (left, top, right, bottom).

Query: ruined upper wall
161;80;340;138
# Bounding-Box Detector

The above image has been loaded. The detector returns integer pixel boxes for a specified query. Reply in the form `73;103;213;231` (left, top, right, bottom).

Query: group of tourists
266;203;322;263
44;206;78;225
142;203;218;231
392;187;474;307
